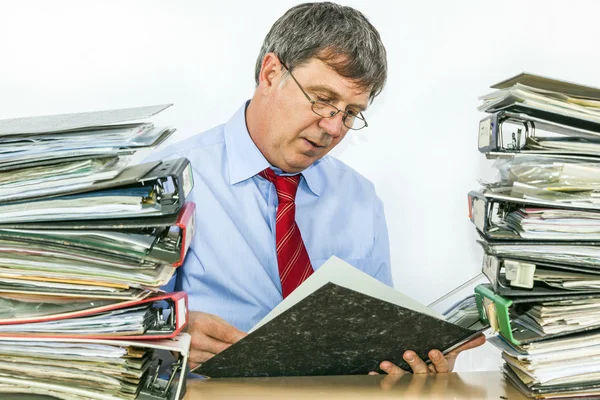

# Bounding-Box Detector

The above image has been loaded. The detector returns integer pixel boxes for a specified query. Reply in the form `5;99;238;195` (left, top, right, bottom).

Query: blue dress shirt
147;102;393;332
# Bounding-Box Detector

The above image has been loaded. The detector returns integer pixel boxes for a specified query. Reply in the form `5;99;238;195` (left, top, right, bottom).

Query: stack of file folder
0;105;194;400
470;73;600;399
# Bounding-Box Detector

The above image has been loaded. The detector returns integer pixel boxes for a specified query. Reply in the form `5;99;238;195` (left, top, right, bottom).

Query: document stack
0;105;193;400
468;73;600;399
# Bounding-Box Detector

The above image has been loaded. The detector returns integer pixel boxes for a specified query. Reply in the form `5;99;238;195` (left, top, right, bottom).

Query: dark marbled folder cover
196;282;479;378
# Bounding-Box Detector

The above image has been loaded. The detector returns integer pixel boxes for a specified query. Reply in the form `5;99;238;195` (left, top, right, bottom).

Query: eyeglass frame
278;59;369;131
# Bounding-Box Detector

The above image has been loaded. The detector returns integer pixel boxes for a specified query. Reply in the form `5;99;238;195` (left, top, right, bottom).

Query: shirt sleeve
370;196;394;287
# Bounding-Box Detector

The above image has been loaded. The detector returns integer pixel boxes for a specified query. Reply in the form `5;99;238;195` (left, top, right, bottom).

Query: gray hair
254;2;387;102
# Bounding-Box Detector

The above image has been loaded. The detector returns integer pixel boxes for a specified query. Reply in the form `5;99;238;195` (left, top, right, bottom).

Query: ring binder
479;111;600;155
0;202;196;268
475;284;600;346
468;190;600;240
0;158;194;222
0;291;188;339
0;333;191;400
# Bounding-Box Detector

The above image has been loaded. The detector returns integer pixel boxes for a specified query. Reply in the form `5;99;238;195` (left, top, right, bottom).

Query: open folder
196;257;486;378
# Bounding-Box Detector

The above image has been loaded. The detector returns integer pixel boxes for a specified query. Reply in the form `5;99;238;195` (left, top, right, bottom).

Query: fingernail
405;352;415;362
431;352;440;361
381;362;391;371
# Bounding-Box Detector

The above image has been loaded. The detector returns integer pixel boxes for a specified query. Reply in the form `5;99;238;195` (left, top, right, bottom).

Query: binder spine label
472;196;486;232
504;260;536;289
183;211;195;261
482;254;499;288
182;163;194;198
478;116;493;150
177;297;187;329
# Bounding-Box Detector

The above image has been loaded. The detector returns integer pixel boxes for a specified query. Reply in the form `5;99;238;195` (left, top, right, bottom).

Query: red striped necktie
259;168;313;298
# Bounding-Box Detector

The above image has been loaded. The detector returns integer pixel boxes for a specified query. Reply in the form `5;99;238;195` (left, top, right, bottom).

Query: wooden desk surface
184;371;528;400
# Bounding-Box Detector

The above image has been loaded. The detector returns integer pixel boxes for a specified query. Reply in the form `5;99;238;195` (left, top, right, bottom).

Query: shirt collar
224;101;324;197
224;101;270;186
298;160;324;196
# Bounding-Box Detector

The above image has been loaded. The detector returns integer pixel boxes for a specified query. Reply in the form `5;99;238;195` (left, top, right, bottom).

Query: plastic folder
0;333;190;400
0;291;188;340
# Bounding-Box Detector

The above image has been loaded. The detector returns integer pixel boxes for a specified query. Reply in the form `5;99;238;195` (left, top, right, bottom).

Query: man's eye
346;109;359;117
317;97;332;103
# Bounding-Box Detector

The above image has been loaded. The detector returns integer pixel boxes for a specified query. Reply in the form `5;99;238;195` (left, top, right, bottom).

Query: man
150;1;484;375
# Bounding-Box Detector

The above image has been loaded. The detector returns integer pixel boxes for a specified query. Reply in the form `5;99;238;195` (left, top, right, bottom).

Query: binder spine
475;284;517;345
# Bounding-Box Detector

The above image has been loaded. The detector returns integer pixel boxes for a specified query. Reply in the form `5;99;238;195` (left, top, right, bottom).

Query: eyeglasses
280;61;368;131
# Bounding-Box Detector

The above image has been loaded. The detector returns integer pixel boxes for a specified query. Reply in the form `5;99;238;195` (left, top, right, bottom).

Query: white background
2;0;599;370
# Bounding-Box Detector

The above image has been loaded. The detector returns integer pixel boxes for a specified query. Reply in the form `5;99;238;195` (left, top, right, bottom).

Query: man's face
258;57;370;173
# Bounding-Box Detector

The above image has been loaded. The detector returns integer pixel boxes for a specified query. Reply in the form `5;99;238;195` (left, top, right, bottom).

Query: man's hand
187;311;247;369
369;334;486;376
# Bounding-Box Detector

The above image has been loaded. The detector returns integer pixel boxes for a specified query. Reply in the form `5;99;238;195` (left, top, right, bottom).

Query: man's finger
189;348;216;364
192;333;232;355
379;360;408;376
428;349;450;373
441;334;486;372
204;317;247;344
403;351;429;374
446;334;486;359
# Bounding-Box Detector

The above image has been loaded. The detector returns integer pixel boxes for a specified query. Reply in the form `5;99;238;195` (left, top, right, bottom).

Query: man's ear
257;52;283;94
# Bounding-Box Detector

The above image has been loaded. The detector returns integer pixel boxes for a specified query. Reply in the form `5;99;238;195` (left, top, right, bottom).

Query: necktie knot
259;168;300;203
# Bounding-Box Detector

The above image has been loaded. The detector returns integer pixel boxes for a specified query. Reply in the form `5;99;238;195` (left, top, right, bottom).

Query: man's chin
283;154;319;173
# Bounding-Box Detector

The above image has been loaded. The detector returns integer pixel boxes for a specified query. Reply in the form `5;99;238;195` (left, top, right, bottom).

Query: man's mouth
303;138;325;148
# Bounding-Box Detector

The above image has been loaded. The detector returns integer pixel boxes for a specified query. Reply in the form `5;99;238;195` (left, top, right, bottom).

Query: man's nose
318;112;345;138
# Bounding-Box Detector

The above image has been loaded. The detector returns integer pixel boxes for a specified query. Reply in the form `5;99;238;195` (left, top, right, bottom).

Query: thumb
447;334;486;360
